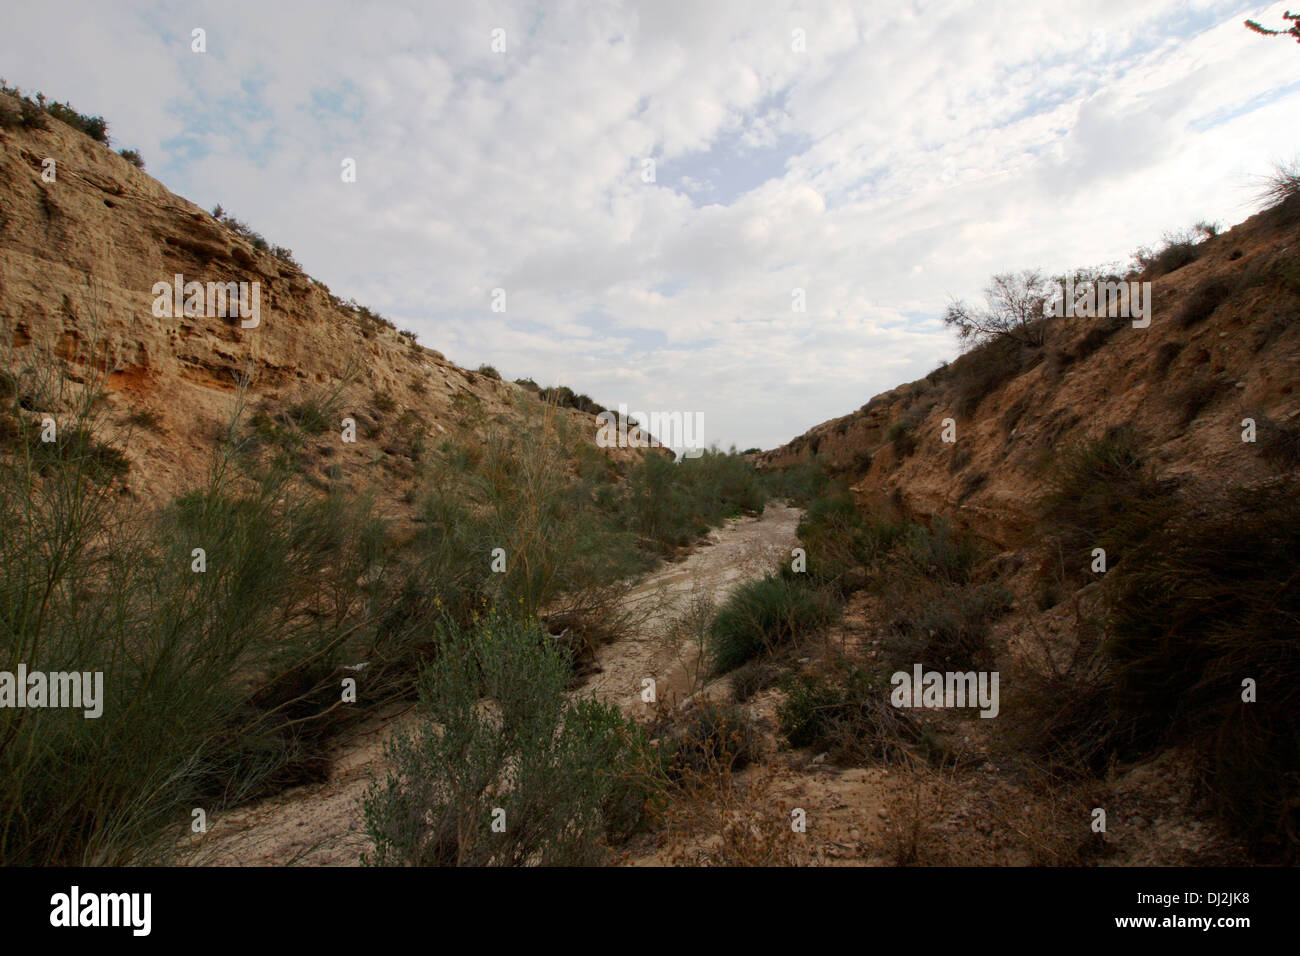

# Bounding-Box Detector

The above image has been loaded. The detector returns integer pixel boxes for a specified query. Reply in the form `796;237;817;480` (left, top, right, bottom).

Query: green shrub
1006;624;1135;779
1038;430;1179;579
45;99;108;142
287;399;330;435
361;611;648;866
117;148;145;169
1103;481;1300;860
708;574;837;675
759;456;832;506
536;384;605;416
212;208;299;268
618;447;766;554
0;86;50;131
795;490;905;594
16;422;129;482
396;420;646;646
0;364;390;864
269;245;299;268
476;364;502;380
126;407;163;431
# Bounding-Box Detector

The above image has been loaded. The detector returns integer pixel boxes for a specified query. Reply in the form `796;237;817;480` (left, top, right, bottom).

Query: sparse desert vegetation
2;38;1298;889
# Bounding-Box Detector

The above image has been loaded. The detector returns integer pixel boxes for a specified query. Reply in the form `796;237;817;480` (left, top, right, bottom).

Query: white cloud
2;0;1297;449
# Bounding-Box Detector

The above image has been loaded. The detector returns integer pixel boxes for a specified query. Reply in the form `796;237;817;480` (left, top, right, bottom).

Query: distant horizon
3;0;1297;450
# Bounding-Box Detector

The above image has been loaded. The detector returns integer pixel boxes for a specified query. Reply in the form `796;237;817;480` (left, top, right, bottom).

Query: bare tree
943;270;1050;349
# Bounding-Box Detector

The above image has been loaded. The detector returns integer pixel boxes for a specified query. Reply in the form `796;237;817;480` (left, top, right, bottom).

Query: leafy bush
0;85;50;131
0;85;112;144
1004;619;1135;779
795;489;906;594
707;573;837;675
213;209;269;249
117;148;145;169
395;420;647;648
6;419;129;482
759;455;833;506
212;207;300;267
476;364;501;380
361;612;648;866
536;384;605;416
287;399;331;435
45;99;108;143
269;245;299;268
126;407;163;431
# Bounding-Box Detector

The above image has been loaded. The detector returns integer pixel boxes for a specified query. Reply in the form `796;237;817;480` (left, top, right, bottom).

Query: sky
3;0;1298;451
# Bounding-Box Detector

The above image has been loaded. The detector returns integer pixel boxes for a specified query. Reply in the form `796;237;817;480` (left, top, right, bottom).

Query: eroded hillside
0;89;651;505
760;206;1300;550
740;197;1300;864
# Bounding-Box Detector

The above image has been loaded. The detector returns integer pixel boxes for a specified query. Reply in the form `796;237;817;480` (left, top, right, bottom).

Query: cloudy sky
4;1;1298;451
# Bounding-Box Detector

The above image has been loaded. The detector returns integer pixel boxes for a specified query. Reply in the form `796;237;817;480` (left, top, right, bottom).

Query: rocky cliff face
0;91;648;503
759;205;1300;549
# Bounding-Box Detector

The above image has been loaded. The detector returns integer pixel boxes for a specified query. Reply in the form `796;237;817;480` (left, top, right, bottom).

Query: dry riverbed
183;503;804;866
